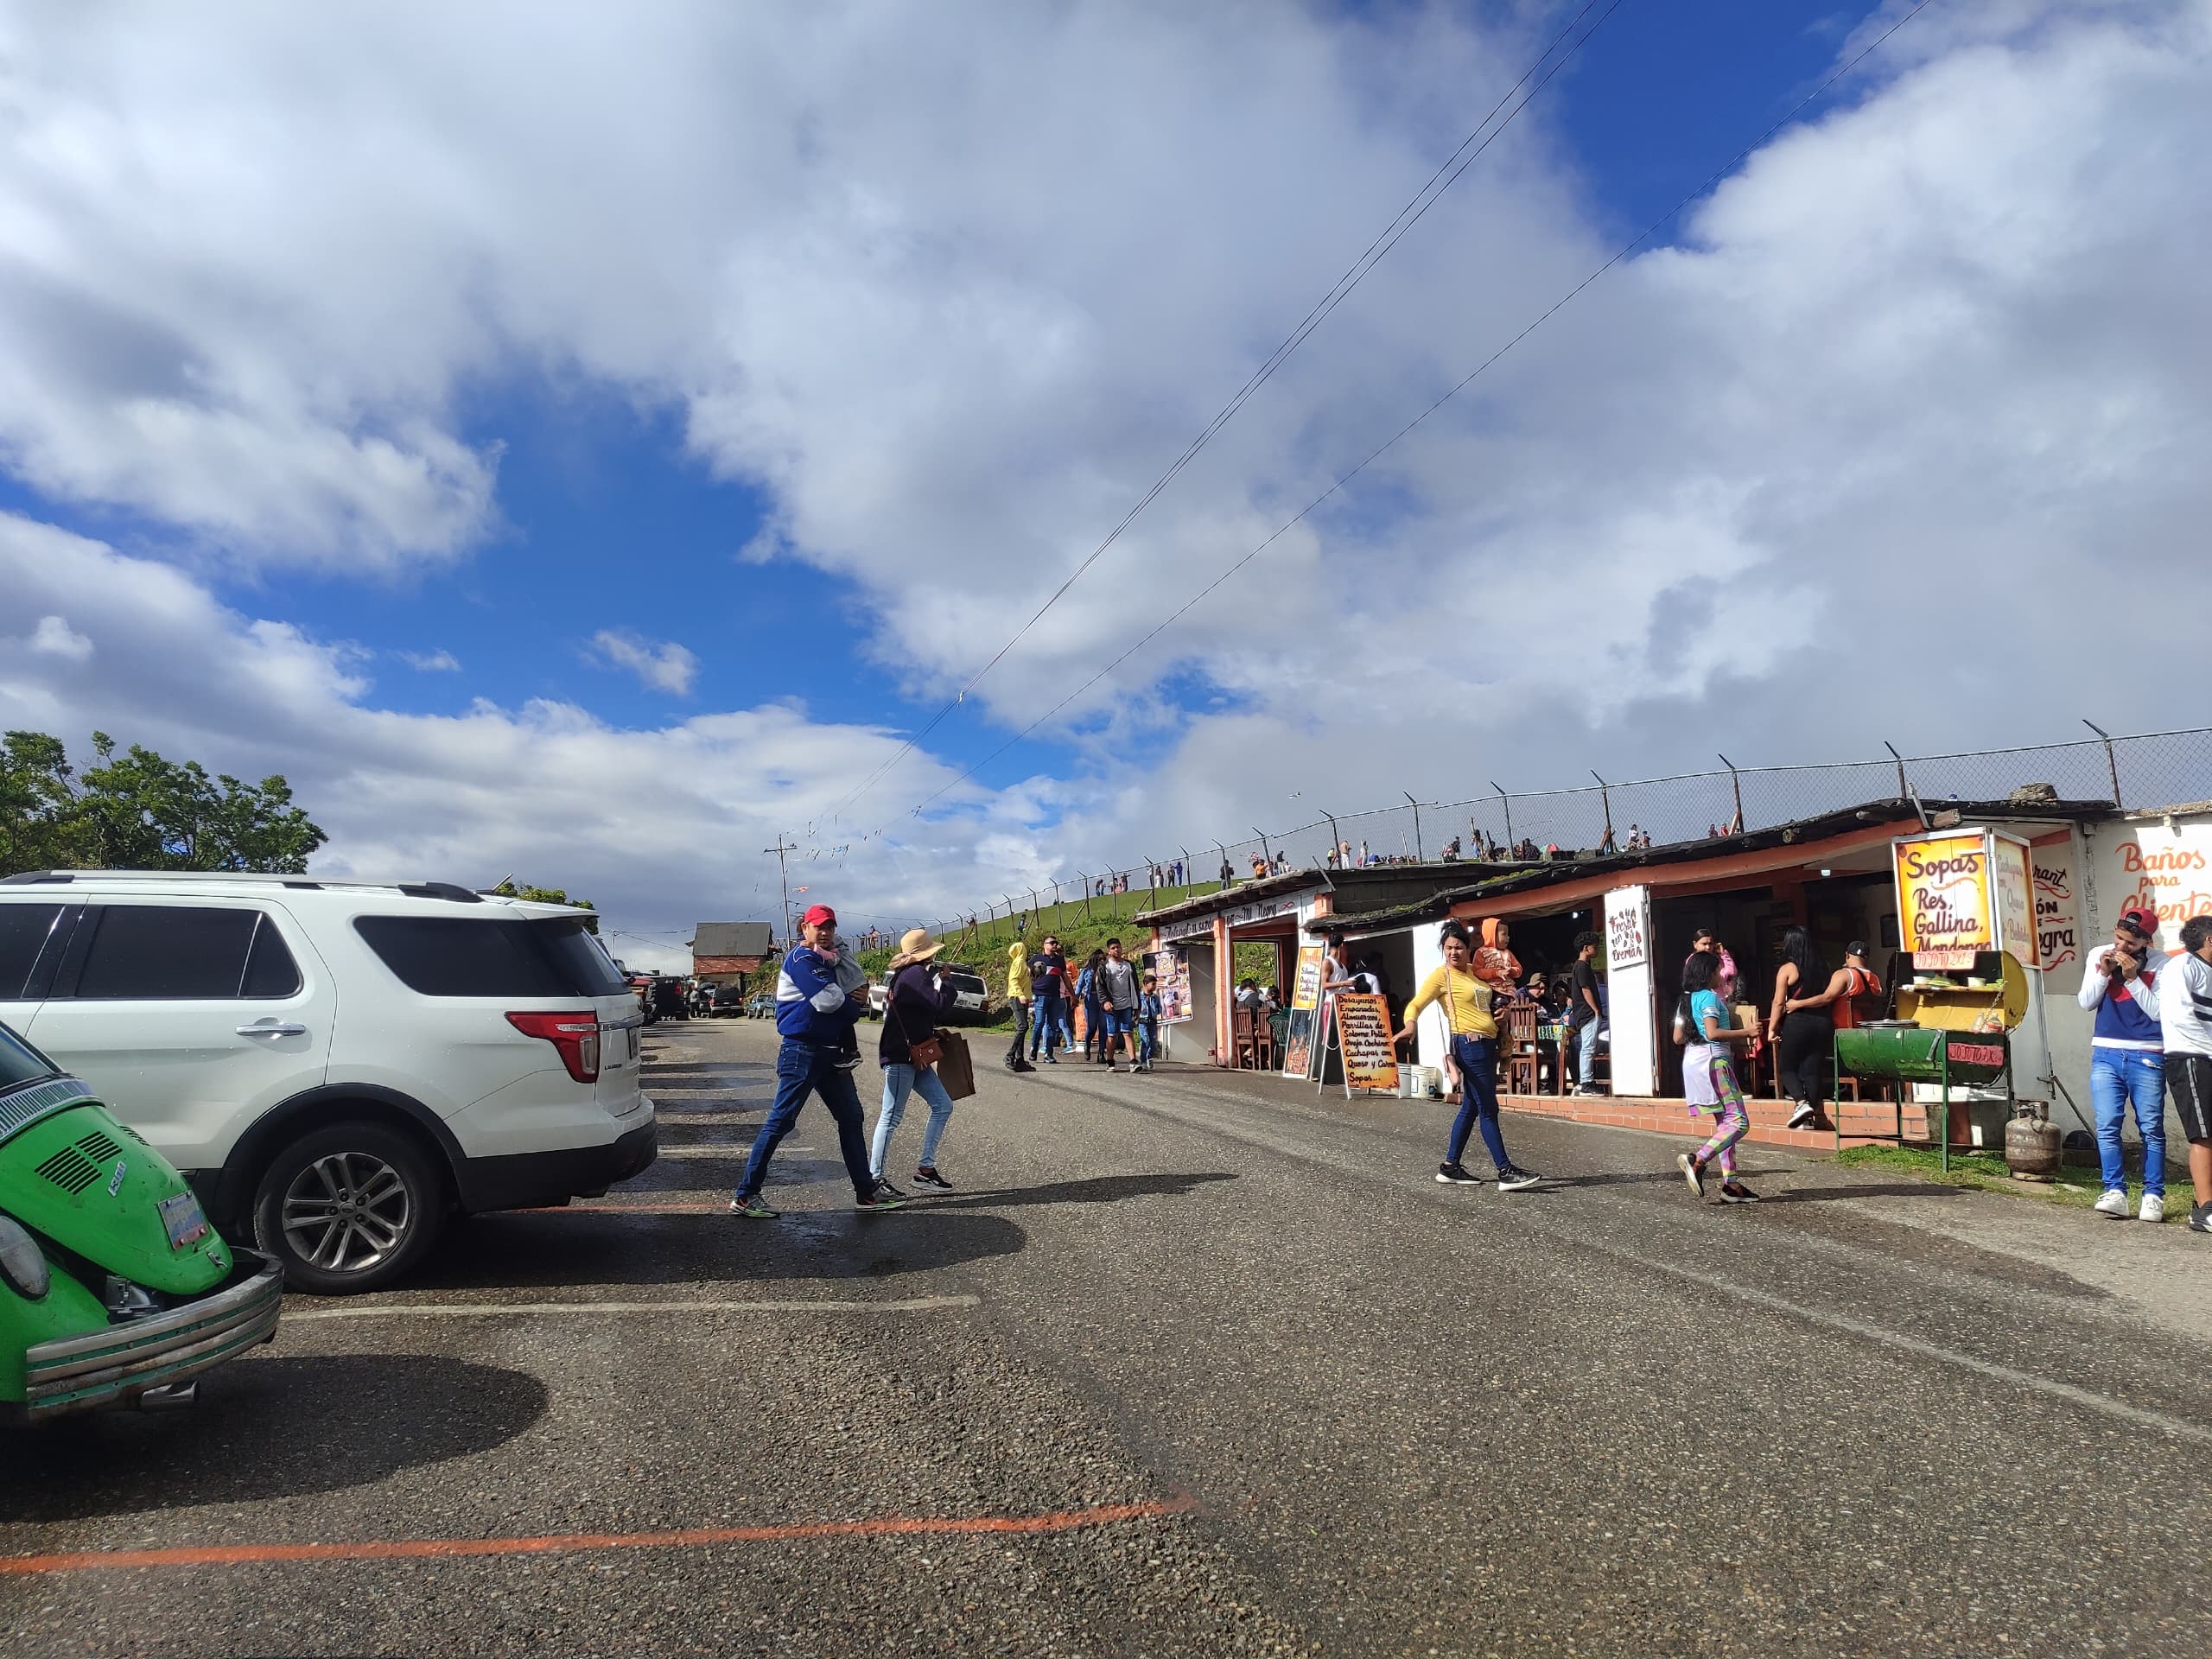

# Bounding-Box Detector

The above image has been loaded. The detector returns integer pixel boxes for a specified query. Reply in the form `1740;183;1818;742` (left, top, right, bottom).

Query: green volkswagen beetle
0;1019;283;1421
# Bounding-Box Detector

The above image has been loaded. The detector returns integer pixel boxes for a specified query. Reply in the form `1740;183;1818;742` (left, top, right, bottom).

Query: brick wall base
1499;1088;1942;1153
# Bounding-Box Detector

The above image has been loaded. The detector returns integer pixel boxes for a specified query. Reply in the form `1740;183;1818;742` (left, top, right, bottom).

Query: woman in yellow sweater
1394;923;1541;1190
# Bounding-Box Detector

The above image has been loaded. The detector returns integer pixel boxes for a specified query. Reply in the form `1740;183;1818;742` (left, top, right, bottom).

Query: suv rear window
73;906;304;1001
354;916;627;998
0;904;65;999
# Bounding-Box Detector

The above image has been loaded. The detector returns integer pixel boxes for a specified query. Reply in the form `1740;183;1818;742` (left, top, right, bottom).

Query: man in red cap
730;903;905;1217
2079;905;2168;1222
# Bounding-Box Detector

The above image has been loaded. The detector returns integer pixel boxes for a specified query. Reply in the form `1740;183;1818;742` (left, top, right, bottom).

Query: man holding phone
2079;906;2168;1222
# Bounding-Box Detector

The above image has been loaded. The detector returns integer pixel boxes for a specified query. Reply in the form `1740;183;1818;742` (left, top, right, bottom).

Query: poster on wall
1604;885;1657;1096
2031;833;2082;976
1281;1008;1317;1078
1331;991;1399;1096
1990;836;2038;969
1154;945;1192;1025
2099;820;2212;952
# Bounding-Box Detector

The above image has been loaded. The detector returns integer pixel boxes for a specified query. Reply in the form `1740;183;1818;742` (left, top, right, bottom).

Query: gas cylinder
2005;1102;2061;1182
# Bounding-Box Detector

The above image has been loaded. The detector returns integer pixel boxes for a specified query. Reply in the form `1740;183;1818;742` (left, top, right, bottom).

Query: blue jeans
2091;1047;2166;1196
1139;1021;1158;1065
1577;1018;1601;1086
1448;1035;1510;1171
738;1040;876;1200
1031;995;1070;1058
873;1063;957;1176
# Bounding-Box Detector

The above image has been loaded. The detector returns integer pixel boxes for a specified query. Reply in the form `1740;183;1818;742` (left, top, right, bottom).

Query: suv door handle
237;1022;308;1038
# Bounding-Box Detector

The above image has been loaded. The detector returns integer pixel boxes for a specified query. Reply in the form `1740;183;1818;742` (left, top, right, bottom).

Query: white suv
0;871;656;1293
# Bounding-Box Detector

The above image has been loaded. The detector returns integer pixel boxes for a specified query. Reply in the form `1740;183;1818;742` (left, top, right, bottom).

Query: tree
0;728;327;877
0;732;94;874
490;880;599;934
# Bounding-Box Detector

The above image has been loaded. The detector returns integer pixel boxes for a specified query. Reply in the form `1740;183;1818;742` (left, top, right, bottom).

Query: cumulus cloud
1;2;2208;899
397;648;461;672
0;517;1015;939
585;630;700;696
24;615;93;662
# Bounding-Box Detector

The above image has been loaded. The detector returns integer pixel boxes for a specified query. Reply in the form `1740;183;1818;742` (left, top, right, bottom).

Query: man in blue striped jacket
731;904;905;1217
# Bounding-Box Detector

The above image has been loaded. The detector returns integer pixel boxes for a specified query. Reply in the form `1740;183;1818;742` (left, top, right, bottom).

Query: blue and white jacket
2078;941;2166;1052
775;944;868;1046
2160;950;2212;1059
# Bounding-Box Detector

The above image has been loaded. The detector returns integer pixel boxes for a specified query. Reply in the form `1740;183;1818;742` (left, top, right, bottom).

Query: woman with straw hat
872;927;963;1192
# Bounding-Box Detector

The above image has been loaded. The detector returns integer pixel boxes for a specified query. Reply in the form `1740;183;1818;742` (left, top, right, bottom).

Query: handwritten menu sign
1895;832;1994;968
1291;944;1325;1011
2033;840;2081;973
1333;992;1399;1096
1990;837;2038;969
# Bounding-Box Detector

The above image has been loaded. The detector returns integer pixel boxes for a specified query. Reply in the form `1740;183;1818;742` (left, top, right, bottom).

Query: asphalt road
6;1014;2212;1656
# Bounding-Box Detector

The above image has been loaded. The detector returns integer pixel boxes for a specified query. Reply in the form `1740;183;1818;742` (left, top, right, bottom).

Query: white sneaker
2094;1188;2131;1218
2140;1192;2166;1224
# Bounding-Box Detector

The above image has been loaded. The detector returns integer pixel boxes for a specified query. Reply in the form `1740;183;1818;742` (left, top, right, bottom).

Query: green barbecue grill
1834;1025;2012;1170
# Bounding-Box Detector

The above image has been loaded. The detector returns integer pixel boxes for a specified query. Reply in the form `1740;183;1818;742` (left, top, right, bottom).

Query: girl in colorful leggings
1676;950;1761;1204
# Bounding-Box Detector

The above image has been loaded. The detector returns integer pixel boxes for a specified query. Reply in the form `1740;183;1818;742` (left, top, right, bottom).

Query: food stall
1836;827;2046;1168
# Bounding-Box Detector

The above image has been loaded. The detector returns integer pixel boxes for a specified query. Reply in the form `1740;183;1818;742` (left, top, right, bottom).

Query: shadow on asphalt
1764;1183;1965;1204
407;1208;1030;1290
0;1356;547;1522
920;1171;1240;1211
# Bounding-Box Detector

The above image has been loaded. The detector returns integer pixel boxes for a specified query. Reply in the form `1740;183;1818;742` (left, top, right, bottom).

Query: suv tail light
505;1011;601;1083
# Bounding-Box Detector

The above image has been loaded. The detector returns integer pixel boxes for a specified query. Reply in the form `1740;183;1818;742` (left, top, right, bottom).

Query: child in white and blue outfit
1137;976;1162;1071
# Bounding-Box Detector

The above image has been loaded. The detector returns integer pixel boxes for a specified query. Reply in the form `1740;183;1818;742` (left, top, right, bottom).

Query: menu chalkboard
1332;991;1399;1096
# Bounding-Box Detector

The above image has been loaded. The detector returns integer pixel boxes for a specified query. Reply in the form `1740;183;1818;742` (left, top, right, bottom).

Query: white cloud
585;630;700;696
0;517;1008;939
0;3;2208;892
24;614;93;662
397;647;461;672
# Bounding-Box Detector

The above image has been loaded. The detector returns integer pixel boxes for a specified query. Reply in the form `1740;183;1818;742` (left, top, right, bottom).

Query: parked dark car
649;976;688;1020
704;983;751;1017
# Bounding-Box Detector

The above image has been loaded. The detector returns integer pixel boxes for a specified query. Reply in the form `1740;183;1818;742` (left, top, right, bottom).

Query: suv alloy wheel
251;1120;444;1294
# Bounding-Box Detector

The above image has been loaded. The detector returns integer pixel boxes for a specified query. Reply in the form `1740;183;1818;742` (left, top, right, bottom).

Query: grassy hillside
852;883;1233;1021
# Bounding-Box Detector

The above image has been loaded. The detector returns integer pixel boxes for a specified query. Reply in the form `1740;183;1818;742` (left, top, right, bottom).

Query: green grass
1834;1141;2190;1219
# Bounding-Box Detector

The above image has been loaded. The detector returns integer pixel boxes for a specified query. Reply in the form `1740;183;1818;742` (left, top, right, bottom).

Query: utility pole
763;833;799;944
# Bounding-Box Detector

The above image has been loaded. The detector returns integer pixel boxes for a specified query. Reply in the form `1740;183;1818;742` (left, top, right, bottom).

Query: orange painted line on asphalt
514;1202;726;1213
0;1495;1197;1577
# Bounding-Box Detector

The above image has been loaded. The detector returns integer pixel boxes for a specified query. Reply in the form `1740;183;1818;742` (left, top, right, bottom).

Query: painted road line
0;1496;1196;1576
652;1143;807;1158
286;1294;982;1322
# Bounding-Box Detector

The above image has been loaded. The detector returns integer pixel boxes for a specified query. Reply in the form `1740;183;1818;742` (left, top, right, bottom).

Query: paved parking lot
8;1014;2212;1656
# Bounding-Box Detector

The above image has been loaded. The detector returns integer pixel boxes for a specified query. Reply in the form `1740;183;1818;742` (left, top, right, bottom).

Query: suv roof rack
0;870;485;902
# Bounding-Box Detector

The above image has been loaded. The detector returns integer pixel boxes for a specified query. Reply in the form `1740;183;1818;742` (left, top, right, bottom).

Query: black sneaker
2190;1203;2212;1235
912;1166;953;1190
856;1183;908;1211
1719;1180;1762;1204
1435;1162;1481;1185
1495;1166;1541;1192
1677;1152;1705;1198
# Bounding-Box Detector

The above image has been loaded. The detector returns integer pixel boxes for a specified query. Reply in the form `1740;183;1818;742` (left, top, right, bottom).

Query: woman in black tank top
1768;926;1833;1130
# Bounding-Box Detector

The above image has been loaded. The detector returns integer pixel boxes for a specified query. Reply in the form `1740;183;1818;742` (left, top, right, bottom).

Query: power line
820;0;1630;829
903;0;1940;817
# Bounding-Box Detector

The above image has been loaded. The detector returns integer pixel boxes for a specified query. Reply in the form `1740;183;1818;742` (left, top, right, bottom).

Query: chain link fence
931;728;2212;938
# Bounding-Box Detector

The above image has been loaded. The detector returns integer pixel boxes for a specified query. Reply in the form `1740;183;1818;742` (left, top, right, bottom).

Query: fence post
1490;783;1514;855
1591;772;1612;851
1321;815;1341;872
1179;846;1192;900
1404;793;1423;861
1253;826;1272;874
1717;753;1745;836
1214;841;1230;889
2082;718;2122;807
1884;741;1909;802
